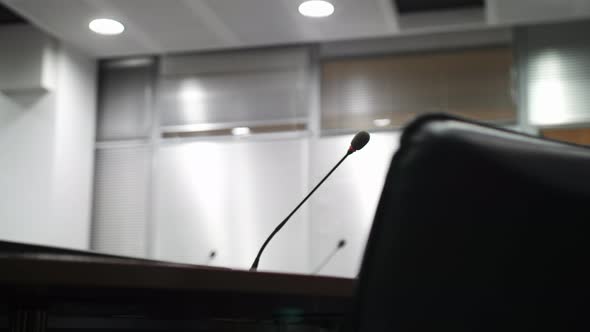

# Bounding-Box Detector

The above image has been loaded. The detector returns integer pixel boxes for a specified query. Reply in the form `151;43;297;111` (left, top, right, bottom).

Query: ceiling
2;0;590;58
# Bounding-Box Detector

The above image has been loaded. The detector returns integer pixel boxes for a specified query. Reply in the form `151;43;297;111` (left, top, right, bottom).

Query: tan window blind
542;127;590;146
321;47;516;131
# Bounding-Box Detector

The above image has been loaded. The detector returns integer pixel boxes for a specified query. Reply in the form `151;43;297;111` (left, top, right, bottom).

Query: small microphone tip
349;131;370;153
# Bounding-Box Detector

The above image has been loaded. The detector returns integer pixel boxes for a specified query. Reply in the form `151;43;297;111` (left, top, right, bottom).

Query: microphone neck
250;151;351;271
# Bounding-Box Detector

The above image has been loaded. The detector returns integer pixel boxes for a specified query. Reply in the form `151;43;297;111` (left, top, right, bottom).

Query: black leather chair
356;114;590;331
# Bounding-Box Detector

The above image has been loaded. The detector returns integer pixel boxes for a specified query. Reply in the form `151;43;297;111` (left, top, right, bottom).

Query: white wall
0;24;56;92
0;88;57;245
51;45;97;248
0;26;96;249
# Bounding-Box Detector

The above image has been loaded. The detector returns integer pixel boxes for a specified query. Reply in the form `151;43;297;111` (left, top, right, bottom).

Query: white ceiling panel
2;0;590;58
2;0;399;57
204;0;398;44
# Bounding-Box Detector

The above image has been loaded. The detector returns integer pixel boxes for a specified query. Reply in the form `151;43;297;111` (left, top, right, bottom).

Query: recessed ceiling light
232;127;251;136
373;118;392;127
298;0;335;18
89;18;125;35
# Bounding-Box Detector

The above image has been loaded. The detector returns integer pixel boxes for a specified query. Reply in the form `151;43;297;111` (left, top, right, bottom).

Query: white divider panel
154;138;309;273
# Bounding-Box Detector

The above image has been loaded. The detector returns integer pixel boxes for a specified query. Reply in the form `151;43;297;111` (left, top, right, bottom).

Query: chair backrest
355;115;590;331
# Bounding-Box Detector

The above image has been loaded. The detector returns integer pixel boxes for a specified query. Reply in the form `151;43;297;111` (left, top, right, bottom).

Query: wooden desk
0;241;354;332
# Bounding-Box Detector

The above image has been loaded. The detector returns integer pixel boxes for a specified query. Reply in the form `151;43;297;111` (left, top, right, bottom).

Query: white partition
0;33;96;250
154;137;310;273
309;132;399;277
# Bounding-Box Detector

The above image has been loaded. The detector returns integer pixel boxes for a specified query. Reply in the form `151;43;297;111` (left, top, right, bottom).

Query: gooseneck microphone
250;131;370;271
312;239;347;274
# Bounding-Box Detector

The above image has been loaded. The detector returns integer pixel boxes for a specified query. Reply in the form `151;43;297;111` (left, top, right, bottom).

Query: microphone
312;239;347;274
250;131;370;271
204;250;216;265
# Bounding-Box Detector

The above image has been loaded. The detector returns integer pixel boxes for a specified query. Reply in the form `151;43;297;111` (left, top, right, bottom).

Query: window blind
91;146;151;257
321;47;516;131
158;47;310;136
518;20;590;126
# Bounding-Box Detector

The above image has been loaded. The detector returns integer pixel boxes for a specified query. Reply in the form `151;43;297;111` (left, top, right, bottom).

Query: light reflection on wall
154;142;233;267
154;139;310;272
528;52;569;125
178;79;207;124
178;143;232;265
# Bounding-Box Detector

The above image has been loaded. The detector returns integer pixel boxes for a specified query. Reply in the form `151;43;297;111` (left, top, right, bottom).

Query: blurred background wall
2;1;590;277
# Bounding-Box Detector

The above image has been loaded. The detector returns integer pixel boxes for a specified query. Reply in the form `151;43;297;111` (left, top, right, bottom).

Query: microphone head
337;239;347;249
349;131;370;153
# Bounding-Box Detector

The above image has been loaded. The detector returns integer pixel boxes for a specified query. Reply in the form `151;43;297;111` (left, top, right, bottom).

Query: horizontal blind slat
91;146;150;257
